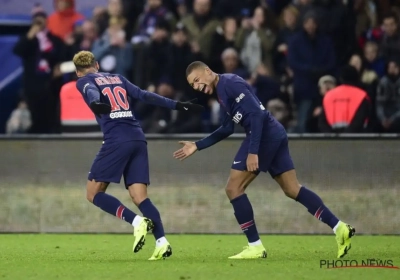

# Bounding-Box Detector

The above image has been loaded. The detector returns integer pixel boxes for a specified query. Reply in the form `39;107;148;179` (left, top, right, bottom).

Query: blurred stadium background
0;0;399;237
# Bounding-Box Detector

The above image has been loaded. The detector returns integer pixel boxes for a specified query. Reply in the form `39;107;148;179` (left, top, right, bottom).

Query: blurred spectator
309;75;337;131
6;101;32;134
181;0;220;59
353;0;377;39
380;11;400;60
134;20;176;133
247;64;281;106
167;22;208;133
209;17;238;73
273;5;299;75
319;66;371;133
119;0;146;38
288;12;336;133
221;48;249;78
348;53;379;109
92;17;133;78
66;20;99;56
95;0;128;37
236;6;277;74
170;23;204;92
47;0;85;42
297;0;356;65
141;20;174;94
131;0;176;45
363;41;386;78
376;59;400;132
13;6;66;133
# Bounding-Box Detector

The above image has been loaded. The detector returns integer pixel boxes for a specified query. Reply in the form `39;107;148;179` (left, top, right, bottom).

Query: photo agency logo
320;259;399;269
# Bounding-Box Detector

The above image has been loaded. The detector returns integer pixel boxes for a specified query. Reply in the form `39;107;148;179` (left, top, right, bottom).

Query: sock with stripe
296;186;339;229
230;194;261;244
93;192;137;224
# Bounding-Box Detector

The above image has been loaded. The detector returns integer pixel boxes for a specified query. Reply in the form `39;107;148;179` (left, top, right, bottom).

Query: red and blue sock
231;194;261;244
93;192;136;224
296;186;339;229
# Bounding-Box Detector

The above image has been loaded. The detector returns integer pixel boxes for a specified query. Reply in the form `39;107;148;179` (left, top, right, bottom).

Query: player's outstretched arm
173;114;234;160
173;126;233;160
123;76;204;113
194;123;234;151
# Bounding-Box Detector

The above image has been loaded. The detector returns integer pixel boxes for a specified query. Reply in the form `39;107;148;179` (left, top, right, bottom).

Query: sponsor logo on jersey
232;111;243;123
110;111;133;119
236;93;245;103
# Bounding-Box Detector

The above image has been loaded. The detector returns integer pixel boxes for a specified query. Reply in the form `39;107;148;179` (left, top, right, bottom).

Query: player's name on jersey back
94;76;123;86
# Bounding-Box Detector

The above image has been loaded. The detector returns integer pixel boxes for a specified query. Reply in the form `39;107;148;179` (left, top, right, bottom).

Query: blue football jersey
215;74;280;153
76;72;176;143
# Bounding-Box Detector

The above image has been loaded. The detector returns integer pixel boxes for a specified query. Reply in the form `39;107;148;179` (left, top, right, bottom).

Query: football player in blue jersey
173;61;355;259
74;51;203;260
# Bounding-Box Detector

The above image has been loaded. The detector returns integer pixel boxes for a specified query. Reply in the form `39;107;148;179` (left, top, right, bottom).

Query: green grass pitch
0;234;399;280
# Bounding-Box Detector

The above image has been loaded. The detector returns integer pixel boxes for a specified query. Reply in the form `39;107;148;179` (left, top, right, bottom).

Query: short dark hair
383;11;399;23
186;61;208;77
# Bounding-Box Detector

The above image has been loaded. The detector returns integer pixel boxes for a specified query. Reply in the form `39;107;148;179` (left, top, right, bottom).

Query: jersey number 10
102;86;130;111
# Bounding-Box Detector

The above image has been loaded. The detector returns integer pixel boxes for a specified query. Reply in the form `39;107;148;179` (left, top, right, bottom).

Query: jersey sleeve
195;106;234;151
76;77;101;105
120;75;177;110
226;79;265;154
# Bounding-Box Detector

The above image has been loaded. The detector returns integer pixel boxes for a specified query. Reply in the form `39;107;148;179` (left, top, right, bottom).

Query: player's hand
176;98;204;113
173;141;198;161
246;153;259;172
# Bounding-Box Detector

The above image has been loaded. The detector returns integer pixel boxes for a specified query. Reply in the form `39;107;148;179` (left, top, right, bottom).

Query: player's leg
226;140;267;259
124;141;171;260
88;142;150;253
86;179;140;226
269;137;355;258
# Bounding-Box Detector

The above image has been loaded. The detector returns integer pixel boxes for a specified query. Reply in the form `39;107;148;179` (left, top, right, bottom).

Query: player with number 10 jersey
73;51;203;260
